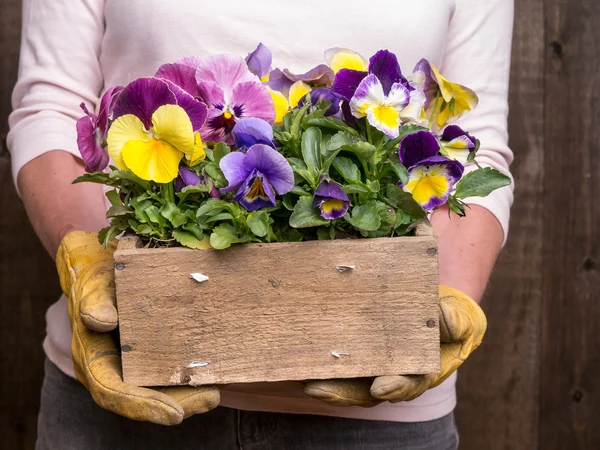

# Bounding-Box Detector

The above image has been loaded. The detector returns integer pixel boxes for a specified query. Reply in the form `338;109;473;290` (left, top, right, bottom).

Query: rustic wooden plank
455;0;545;448
539;0;600;448
114;236;440;387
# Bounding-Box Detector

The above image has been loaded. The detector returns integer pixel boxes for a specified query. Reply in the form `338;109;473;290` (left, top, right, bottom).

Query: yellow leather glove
304;285;487;406
56;231;220;425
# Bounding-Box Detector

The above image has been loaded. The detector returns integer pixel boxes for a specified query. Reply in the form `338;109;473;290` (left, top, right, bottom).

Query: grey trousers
37;359;459;450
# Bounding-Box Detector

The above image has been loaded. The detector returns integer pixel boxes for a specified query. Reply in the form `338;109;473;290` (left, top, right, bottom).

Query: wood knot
583;258;595;271
550;40;564;58
269;277;281;288
572;389;584;402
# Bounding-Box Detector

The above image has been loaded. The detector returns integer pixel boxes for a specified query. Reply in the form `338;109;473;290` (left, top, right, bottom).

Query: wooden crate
114;222;440;387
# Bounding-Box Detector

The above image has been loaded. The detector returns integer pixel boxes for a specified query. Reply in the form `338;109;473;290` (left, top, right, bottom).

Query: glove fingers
439;286;487;345
430;342;465;388
158;385;220;418
79;264;118;332
304;378;380;407
370;374;434;402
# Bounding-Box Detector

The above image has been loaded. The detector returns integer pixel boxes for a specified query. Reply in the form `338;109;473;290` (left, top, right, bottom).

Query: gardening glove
56;231;220;425
304;285;487;406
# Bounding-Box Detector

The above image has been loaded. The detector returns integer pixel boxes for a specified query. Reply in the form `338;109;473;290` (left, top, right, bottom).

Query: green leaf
73;172;116;186
326;131;359;152
247;210;270;237
105;190;122;207
387;155;409;185
176;183;211;203
290;185;311;196
213;142;230;164
454;168;511;199
161;202;189;227
343;184;369;194
210;223;243;249
182;222;204;240
344;201;381;231
303;117;361;138
332;156;361;183
108;170;151;190
172;230;208;249
204;163;227;187
205;212;234;223
385;184;426;219
365;201;396;237
341;141;377;159
106;205;132;218
145;205;167;227
301;127;322;173
446;196;467;217
289;196;330;228
291;101;312;140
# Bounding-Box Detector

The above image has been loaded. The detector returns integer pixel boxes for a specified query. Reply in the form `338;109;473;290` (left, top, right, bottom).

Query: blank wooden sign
114;227;440;387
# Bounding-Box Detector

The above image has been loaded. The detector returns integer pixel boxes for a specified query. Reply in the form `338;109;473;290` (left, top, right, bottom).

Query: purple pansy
195;55;275;144
297;88;341;116
268;65;335;98
312;178;351;220
245;43;272;80
231;118;275;152
112;77;207;132
219;144;294;211
76;85;123;172
175;166;220;198
399;131;464;210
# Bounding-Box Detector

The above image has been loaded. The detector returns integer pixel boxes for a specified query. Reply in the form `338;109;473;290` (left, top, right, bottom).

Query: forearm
430;204;504;303
17;150;108;258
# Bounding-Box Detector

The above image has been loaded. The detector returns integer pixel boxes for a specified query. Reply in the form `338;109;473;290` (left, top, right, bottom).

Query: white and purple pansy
399;131;464;210
312;177;351;220
440;125;477;163
76;85;123;172
219;144;294;211
332;50;424;138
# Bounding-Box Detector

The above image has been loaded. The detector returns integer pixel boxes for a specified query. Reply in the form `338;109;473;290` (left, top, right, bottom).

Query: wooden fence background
1;0;598;448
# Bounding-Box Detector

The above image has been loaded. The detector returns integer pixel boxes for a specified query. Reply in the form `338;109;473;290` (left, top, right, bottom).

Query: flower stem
162;182;175;204
366;120;373;144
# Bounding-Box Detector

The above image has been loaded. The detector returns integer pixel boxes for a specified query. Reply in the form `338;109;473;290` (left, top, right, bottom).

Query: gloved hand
56;231;220;425
304;285;487;406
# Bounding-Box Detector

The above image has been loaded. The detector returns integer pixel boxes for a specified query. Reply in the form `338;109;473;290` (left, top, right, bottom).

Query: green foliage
454;167;511;199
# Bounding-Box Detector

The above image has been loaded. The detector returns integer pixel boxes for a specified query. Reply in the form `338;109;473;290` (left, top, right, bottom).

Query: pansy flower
267;81;313;123
333;50;424;138
107;77;208;183
325;48;369;74
219;144;294;211
399;131;464;210
231;118;275;152
175;166;220;198
245;43;272;82
440;125;477;163
76;85;123;172
312;177;351;219
413;59;478;132
195;55;276;144
297;88;341;117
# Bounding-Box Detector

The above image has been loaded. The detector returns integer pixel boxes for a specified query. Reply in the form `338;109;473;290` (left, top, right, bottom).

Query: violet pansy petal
404;156;464;210
317;198;350;220
413;59;438;110
164;80;208;131
409;156;464;183
179;166;202;186
113;77;176;129
219;151;252;191
230;81;276;124
398;130;440;168
314;179;350;202
97;86;124;136
302;88;340;116
267;69;294;97
441;125;476;146
176;56;201;70
76;115;109;172
195;54;258;97
174;176;185;193
155;63;201;97
245;43;272;79
368;49;408;95
232;118;274;151
244;144;294;195
283;64;335;87
332;69;368;101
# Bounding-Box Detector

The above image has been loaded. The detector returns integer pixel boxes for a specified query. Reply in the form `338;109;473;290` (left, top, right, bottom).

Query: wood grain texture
455;0;545;448
114;236;440;387
539;0;600;448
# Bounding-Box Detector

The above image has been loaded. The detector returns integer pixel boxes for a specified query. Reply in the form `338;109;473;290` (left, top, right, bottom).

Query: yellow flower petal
121;138;183;183
405;167;450;206
429;63;478;130
107;114;149;169
151;104;195;158
266;87;290;124
289;81;312;109
186;132;207;166
325;48;369;73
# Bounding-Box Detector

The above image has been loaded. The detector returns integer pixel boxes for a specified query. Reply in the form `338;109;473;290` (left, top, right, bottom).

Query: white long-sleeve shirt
8;0;514;422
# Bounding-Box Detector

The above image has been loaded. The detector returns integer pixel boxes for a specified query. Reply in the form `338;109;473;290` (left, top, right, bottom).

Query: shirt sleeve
7;0;106;189
441;0;515;244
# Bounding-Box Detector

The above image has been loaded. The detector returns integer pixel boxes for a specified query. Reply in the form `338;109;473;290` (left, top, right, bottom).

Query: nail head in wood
115;263;125;271
427;248;437;257
427;319;436;328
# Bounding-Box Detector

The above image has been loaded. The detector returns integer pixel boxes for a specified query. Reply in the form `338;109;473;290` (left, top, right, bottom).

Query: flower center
246;177;269;201
321;199;346;214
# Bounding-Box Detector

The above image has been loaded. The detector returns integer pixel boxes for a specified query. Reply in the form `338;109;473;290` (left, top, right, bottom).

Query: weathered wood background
0;0;598;448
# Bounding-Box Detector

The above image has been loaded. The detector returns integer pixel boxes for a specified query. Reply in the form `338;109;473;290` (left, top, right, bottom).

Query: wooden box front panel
114;234;440;387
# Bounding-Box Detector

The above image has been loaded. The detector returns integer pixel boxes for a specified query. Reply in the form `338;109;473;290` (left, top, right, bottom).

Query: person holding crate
8;0;514;448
